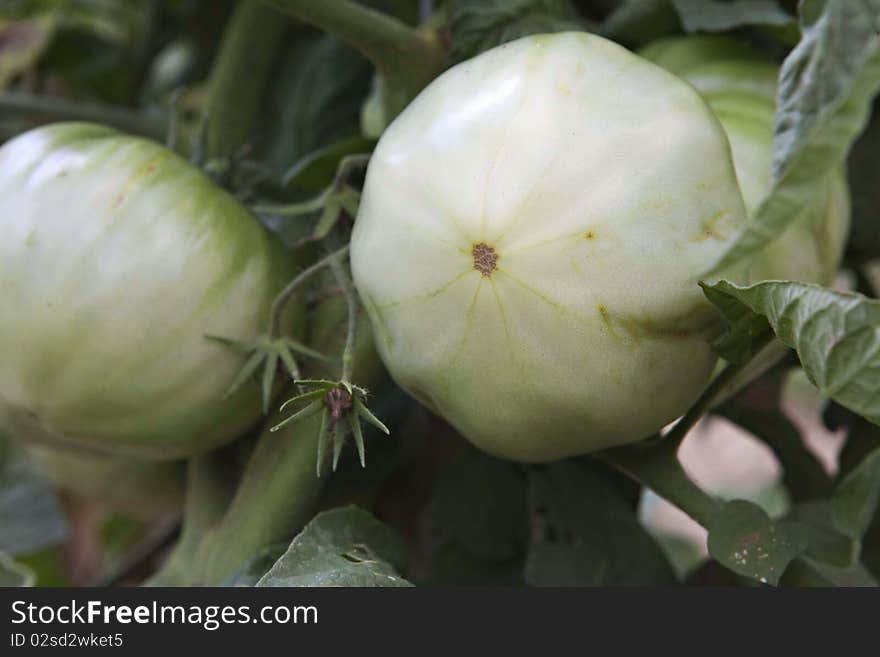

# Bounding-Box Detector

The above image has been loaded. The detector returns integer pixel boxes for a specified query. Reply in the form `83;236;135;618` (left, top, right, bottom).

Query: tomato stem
598;445;723;529
145;454;240;585
328;252;360;383
268;244;351;339
260;0;446;123
662;350;767;453
598;335;777;530
204;0;288;158
0;91;166;139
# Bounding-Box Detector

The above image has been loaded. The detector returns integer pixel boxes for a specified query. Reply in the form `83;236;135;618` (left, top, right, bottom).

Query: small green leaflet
703;280;880;426
707;500;808;586
708;0;880;275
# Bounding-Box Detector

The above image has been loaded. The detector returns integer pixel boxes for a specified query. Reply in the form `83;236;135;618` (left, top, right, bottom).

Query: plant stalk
328;255;359;383
196;394;325;584
260;0;446;120
269;244;351;338
598;445;722;529
0;91;166;139
204;0;289;159
661;357;756;453
596;356;770;529
145;454;240;586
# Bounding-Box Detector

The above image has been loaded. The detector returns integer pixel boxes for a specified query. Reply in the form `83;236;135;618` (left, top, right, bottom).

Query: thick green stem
269;244;350;338
0;91;166;139
204;0;288;158
145;454;239;586
662;357;757;453
331;154;371;190
598;445;722;529
196;395;325;584
260;0;445;119
155;259;381;584
328;255;359;383
596;357;767;529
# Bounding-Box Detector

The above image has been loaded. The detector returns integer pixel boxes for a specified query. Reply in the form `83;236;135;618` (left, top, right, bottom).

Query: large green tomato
642;36;850;285
28;444;185;518
0;123;302;459
351;33;748;462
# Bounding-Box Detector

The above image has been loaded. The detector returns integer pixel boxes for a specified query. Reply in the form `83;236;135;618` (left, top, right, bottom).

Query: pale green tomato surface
28;444;185;517
642;37;850;285
0;123;301;459
351;33;748;462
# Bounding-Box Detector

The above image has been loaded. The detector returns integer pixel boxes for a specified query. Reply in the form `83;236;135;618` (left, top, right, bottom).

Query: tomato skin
0;123;303;460
351;33;747;462
641;36;850;285
28;444;185;517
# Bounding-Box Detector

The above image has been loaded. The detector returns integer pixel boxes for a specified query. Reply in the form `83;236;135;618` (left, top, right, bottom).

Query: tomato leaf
786;447;880;577
259;32;371;182
782;557;878;586
846;100;880;263
256;506;411;587
670;0;792;33
450;0;586;63
0;447;68;556
600;0;681;45
709;0;880;275
703;280;880;426
421;452;528;561
525;461;675;586
707;500;808;586
828;447;880;542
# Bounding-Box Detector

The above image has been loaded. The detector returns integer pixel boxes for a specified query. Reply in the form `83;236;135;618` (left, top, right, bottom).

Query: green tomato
641;36;850;285
351;33;747;462
0;123;303;459
28;444;185;518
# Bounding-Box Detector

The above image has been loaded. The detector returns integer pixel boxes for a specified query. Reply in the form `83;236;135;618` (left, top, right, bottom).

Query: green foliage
222;544;288;587
600;0;681;45
779;449;880;586
421;452;528;561
258;31;372;184
1;0;157;102
670;0;792;33
707;500;808;585
256;506;412;587
828;448;880;542
2;0;880;589
704;280;880;426
450;0;586;62
846;101;880;263
710;0;880;274
0;447;67;557
525;462;676;585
